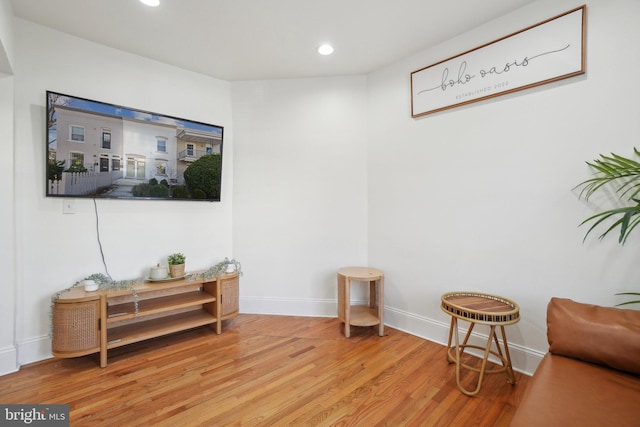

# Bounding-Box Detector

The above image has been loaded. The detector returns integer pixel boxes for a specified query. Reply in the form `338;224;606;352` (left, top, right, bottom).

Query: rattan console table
52;272;239;367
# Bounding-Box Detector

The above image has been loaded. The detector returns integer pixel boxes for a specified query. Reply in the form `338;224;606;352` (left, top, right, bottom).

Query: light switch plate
63;199;75;214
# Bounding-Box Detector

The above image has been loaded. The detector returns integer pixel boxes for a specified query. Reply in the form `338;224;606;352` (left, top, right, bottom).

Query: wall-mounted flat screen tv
46;91;224;201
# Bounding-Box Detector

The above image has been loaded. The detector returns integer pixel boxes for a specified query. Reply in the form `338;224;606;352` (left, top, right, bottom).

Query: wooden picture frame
411;5;586;117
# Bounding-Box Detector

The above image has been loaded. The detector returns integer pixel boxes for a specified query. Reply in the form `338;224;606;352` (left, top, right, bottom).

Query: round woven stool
441;291;520;396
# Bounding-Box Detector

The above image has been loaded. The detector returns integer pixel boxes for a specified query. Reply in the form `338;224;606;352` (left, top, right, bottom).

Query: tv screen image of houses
46;91;224;201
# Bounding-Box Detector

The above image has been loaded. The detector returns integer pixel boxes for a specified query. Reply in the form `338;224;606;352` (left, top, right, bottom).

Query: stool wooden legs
446;317;516;396
498;324;516;385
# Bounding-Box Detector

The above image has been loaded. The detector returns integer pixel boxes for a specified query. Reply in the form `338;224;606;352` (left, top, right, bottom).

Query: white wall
230;0;640;375
367;0;640;374
11;19;234;368
0;0;13;75
5;0;639;376
232;77;369;315
0;0;16;375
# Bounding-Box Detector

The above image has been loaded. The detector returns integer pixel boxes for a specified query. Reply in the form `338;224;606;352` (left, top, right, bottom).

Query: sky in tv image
48;93;222;149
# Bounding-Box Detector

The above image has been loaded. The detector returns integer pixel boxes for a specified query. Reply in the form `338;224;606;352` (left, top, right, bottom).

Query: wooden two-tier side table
441;291;520;396
337;267;384;338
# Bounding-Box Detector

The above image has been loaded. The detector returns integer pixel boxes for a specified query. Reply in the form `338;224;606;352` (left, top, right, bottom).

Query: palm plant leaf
578;150;640;307
576;149;640;198
615;292;640;307
621;212;640;243
579;205;640;243
578;160;640;200
576;148;640;244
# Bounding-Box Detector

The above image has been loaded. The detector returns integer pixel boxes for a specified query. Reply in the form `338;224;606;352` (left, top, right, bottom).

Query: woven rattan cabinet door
52;299;101;357
220;275;239;319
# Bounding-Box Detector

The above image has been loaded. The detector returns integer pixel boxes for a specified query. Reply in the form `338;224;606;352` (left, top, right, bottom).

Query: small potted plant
207;258;242;277
82;277;99;292
83;273;110;291
222;258;242;274
167;252;186;278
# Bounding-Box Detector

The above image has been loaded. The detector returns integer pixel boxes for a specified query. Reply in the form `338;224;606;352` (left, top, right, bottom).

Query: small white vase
83;280;99;292
225;263;236;273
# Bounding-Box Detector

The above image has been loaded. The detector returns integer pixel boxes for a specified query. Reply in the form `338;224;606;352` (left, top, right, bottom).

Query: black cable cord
93;198;113;280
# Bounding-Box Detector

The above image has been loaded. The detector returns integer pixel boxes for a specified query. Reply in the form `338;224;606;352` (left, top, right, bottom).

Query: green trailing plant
191;258;243;281
50;274;144;336
168;252;186;265
84;273;111;285
575;148;640;306
218;258;242;275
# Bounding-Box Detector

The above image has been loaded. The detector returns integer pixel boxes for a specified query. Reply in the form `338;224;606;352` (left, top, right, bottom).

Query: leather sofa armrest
547;298;640;375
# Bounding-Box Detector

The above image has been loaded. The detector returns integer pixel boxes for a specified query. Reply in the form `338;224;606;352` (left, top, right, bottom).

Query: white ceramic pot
225;263;236;273
83;280;99;292
150;265;168;279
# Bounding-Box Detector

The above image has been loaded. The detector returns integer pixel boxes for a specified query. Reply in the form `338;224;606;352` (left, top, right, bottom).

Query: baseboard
17;335;53;367
240;296;338;317
0;345;18;376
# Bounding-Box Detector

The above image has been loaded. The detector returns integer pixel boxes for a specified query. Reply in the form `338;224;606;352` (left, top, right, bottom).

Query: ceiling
10;0;534;81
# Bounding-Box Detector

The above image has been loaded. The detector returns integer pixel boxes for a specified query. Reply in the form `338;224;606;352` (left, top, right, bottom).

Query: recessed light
140;0;160;7
317;44;334;56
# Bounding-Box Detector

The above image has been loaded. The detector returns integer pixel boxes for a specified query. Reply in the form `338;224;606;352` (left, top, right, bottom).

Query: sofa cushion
510;353;640;427
547;297;640;375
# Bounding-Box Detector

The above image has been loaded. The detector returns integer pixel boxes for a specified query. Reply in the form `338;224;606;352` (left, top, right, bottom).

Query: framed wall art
411;5;586;117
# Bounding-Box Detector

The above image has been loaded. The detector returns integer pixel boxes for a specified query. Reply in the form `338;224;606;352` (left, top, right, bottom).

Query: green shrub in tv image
129;153;221;199
183;154;222;200
131;178;170;198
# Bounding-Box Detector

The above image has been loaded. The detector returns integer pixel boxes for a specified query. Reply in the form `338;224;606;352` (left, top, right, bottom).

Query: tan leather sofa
510;298;640;426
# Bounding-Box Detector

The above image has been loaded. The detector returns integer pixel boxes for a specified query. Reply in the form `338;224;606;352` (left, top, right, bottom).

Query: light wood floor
0;314;530;426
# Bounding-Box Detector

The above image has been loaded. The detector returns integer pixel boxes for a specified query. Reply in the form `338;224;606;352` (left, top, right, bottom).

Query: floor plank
0;314;529;426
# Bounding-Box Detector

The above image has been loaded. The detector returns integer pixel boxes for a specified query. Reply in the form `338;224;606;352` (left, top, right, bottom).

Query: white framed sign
411;6;586;118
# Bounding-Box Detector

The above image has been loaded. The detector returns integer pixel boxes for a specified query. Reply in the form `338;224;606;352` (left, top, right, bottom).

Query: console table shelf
52;271;239;367
106;290;216;323
107;310;218;349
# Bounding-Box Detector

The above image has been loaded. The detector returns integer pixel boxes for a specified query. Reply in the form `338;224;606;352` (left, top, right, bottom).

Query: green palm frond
575;148;640;244
615;292;640;307
578;150;640;307
579;205;640;243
